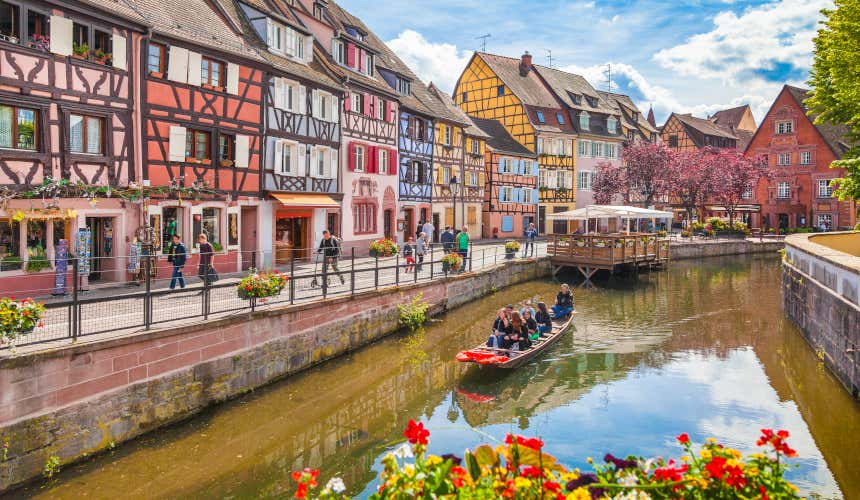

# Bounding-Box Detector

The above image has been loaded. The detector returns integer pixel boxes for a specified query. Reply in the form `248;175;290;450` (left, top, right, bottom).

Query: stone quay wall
670;239;784;260
0;258;551;492
782;232;860;400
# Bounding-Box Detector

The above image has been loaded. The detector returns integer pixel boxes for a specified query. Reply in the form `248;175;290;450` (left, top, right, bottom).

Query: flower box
0;297;45;344
369;238;399;258
149;71;164;79
504;240;520;259
237;270;288;299
441;253;462;272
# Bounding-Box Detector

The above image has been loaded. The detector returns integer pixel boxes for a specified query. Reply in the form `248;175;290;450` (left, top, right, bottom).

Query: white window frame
607;117;617;134
499;186;514;203
777;153;791;166
362;52;373;76
580;111;590;131
354;144;365;172
578;140;589;157
267;19;285;54
471;138;480;155
350;93;361;113
523;188;535;204
469;170;479;186
577;171;592;191
591;141;602;158
501;157;516;174
275;139;299;176
818;179;833;198
817;214;832;228
376;98;385;121
777;181;790;199
378;148;388;174
776;121;793;134
444;125;452;146
332;38;345;65
800;151;811;165
742;186;753;199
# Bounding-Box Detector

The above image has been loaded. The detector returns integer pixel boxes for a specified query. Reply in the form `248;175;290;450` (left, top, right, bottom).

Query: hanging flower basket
237;270;288;300
369;238;399;258
0;297;45;345
504;240;520;259
441;252;463;272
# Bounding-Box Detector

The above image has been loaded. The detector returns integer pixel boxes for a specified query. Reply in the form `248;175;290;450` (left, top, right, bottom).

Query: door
240;207;257;270
275;217;309;263
538;206;546;235
85;217;114;282
778;213;789;231
383;209;393;239
403;208;414;241
552;206;568;235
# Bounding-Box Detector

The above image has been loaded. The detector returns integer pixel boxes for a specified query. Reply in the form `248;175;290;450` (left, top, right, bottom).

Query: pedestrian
197;233;215;289
440;226;455;252
403;236;416;273
422;220;435;244
523;222;537;257
456;226;469;272
317;230;345;285
168;234;187;290
416;231;428;272
416;221;423;240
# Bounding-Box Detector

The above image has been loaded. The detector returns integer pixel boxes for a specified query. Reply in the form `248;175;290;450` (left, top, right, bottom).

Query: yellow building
455;51;576;235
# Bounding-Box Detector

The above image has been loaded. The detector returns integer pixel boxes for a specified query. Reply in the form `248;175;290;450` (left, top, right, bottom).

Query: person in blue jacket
168;234;187;290
523;222;538;257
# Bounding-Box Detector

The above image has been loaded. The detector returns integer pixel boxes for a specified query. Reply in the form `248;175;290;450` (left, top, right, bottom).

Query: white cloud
653;0;831;84
385;30;472;94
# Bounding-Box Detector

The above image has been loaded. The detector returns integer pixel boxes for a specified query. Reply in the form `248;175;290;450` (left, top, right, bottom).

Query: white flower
613;490;652;500
618;472;639;486
325;477;346;494
392;442;414;459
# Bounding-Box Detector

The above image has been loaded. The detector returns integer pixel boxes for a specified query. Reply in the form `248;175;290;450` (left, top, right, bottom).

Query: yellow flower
561;471;580;482
726;459;743;469
725;448;743;460
706;438;717;444
514;477;532;489
747;467;760;477
680;455;690;462
700;449;712;459
696;478;709;489
568;487;591;500
587;457;593;464
426;455;442;466
404;464;415;477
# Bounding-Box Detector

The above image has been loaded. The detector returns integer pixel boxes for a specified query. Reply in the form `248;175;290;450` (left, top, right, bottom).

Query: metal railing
1;241;546;351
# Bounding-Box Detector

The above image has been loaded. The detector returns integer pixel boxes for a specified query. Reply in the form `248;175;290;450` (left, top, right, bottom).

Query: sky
338;0;831;126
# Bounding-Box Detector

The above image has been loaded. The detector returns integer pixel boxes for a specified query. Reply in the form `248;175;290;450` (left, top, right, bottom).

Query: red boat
456;313;575;369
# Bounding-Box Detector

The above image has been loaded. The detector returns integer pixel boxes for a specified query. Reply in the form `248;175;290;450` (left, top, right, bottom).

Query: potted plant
504;240;520;258
237;269;288;300
220;159;234;167
369;238;399;258
441;252;463;273
0;297;45;345
30;34;49;51
72;42;89;60
0;255;23;272
93;48;111;65
211;241;223;252
25;245;51;273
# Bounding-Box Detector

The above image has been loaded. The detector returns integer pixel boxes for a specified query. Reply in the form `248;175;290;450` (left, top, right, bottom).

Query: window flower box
441;252;462;272
149;71;164;79
200;159;212;166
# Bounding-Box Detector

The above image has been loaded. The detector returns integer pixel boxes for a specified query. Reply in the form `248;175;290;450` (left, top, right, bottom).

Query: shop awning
271;193;340;208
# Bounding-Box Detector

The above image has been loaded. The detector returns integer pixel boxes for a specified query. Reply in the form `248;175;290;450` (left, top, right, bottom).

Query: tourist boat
455;313;576;369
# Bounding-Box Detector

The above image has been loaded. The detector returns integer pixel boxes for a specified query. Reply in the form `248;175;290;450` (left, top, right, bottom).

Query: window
607;117;617;134
413;119;425;141
605;143;616;159
444;125;452;146
376;98;385;121
818;179;833;198
353;203;377;234
777;153;790;166
0;105;37;151
219;134;234;164
577;171;592;190
201;57;224;87
461;92;468;103
471;138;480;155
316;147;328;177
351;93;362;113
0;2;19;42
469;171;479;186
73;22;89;50
69;114;103;155
0;218;21;270
591;141;602;158
362;52;373;76
201;208;221;248
523;188;536;204
776;121;793;134
742;186;753;199
536;111;545;124
579;112;589;130
332;38;345;64
268;21;284;53
556;112;565;125
185;129;210;160
396;77;411;96
354;144;365;172
409;160;421;183
536;138;543;155
800;151;811;165
817;214;832;229
94;29;111;56
578;140;589;157
313;2;325;19
440;166;451;184
501;157;516;174
777;182;790;199
556;139;565;155
499;186;514;203
497;85;505;97
276;140;295;175
148;43;165;74
558;170;573;189
275;78;300;112
27;10;47;45
378;148;388;174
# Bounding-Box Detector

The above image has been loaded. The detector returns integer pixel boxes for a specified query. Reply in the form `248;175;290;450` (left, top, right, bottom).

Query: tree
591;142;674;207
592;162;625;205
709;149;770;224
669;149;717;226
806;0;860;201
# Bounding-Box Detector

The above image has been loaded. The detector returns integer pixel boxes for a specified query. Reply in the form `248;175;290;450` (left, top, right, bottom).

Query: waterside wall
670;239;784;260
0;258;551;492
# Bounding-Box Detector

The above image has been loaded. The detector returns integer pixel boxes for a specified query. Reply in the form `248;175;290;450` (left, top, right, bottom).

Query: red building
747;85;856;231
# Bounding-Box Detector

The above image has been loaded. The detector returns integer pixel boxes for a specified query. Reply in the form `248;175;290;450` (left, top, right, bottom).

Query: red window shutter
357;48;364;72
343;93;351;112
368;145;377;173
385;100;393;122
389;149;397;175
347;44;356;68
348;142;356;171
363;93;371;115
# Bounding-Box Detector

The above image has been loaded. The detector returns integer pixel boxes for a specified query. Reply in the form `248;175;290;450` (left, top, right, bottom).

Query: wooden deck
547;233;670;283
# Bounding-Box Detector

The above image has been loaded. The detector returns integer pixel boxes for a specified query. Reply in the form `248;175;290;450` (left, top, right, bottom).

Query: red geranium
294;483;308;499
450;465;468;488
404;419;430;445
521;465;543;478
705;456;727;479
653;459;688;482
505;433;544;450
676;433;690;445
757;429;797;457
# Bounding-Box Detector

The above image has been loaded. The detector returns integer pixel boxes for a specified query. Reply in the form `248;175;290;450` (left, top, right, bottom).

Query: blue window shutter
518;159;525;175
498;158;504;174
532;189;539;204
502;216;514;232
515;187;523;202
531;161;539;177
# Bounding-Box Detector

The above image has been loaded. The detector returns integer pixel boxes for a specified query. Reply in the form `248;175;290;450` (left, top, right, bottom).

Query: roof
599;91;658;135
475;52;562;109
786;85;853;158
123;0;264;62
673;113;737;140
78;0;148;26
733;129;754;151
647;107;656;127
534;65;617;114
469;117;535;157
709;105;751;131
427;84;489;137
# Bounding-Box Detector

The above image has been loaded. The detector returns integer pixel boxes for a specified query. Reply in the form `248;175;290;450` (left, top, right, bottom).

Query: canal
16;255;860;499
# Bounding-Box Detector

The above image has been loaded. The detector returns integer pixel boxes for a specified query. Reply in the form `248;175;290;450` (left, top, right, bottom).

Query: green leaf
465;451;481;481
473;444;499;469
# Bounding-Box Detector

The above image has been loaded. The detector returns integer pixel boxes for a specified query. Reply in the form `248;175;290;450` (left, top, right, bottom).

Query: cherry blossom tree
592;162;625;205
591;141;674;207
669;148;718;226
709;149;770;224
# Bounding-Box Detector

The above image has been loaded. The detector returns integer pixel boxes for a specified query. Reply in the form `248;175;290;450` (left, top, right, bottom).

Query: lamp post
449;175;460;231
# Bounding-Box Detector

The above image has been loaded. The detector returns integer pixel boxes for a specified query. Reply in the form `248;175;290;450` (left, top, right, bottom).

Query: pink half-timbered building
0;0;146;294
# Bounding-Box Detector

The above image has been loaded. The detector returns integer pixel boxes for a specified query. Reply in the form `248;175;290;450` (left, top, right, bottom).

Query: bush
854;222;860;231
24;245;51;273
397;293;429;332
286;422;802;499
236;269;288;299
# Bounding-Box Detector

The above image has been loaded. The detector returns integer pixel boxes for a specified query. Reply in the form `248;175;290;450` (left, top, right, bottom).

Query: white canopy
546;205;674;220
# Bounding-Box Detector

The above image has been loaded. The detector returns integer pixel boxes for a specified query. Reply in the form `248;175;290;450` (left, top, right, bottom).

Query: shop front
270;193;341;264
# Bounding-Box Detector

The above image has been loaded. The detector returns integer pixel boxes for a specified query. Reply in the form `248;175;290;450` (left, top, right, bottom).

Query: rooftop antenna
476;34;491;52
602;63;612;92
545;49;553;69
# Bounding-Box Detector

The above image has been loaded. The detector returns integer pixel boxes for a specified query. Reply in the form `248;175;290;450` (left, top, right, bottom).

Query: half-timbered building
471;117;538;240
0;0;145;293
223;0;344;262
747;85;856;231
599;92;659;144
455;51;577;236
132;0;266;273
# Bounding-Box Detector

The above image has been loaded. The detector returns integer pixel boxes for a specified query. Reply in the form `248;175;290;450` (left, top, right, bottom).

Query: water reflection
21;256;859;500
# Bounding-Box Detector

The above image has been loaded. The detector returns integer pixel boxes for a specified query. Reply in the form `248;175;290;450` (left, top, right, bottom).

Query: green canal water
17;256;860;499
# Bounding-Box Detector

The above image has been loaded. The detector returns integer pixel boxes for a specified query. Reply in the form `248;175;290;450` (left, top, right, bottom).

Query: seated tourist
487;308;510;348
551;284;574;319
523;309;539;341
535;302;553;336
503;311;531;351
520;299;536;319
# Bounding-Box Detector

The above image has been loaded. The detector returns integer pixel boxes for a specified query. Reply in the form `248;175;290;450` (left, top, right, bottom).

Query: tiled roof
427;84;489;137
470;117;535;157
786;85;853;158
476;52;562;109
673;113;737;140
123;0;263;61
734;129;754;151
79;0;148;25
534;65;617;115
709;105;751;131
599;91;658;134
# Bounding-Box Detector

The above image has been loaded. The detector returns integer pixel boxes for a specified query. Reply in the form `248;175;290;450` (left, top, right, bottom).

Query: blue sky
339;0;831;125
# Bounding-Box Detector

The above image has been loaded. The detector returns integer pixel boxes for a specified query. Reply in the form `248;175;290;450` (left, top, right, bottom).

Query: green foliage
0;255;23;271
43;454;61;478
24;245;51;273
807;0;860;201
397;293;429;332
855;222;860;231
2;437;8;462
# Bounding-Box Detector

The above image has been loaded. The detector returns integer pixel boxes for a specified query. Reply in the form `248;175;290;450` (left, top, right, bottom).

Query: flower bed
0;297;45;344
289;422;801;499
370;238;399;257
237;270;288;299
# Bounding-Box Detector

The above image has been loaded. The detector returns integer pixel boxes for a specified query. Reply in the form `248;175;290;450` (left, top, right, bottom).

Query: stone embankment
669;238;784;260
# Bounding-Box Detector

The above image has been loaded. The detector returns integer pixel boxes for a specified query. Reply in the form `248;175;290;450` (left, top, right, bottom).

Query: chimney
519;51;532;76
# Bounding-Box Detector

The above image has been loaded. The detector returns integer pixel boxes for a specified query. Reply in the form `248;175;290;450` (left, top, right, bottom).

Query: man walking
317;230;345;286
168;234;186;290
440;226;455;253
456;226;469;272
523;222;537;257
422;219;435;244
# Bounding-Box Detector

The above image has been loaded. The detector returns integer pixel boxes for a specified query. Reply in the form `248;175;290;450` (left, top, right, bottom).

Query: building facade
748;85;856;231
0;0;146;293
471;118;538;239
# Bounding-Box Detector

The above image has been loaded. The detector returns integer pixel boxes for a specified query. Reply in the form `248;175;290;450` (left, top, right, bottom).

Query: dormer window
567;92;582;105
579;112;590;131
607;117;617;134
556;112;565;125
362;52;373;76
585;96;597;107
536;111;545;124
345;26;365;42
267;19;308;62
332;38;345;64
396;77;411;96
313;2;325;19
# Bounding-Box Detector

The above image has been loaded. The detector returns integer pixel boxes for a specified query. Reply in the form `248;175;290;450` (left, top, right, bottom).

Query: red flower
652;459;688;482
291;471;302;481
294;482;308;499
676;433;690;445
705;456;727;479
521;465;543;478
505;433;544;450
757;428;797;457
759;485;770;500
543;481;561;493
404;419;429;445
450;465;467;488
724;463;747;490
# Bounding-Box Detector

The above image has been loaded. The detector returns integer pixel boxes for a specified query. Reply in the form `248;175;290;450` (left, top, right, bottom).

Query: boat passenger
504;304;514;320
488;308;510;348
504;311;531;351
522;309;539;341
551;284;574;319
535;302;553;336
520;299;536;319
